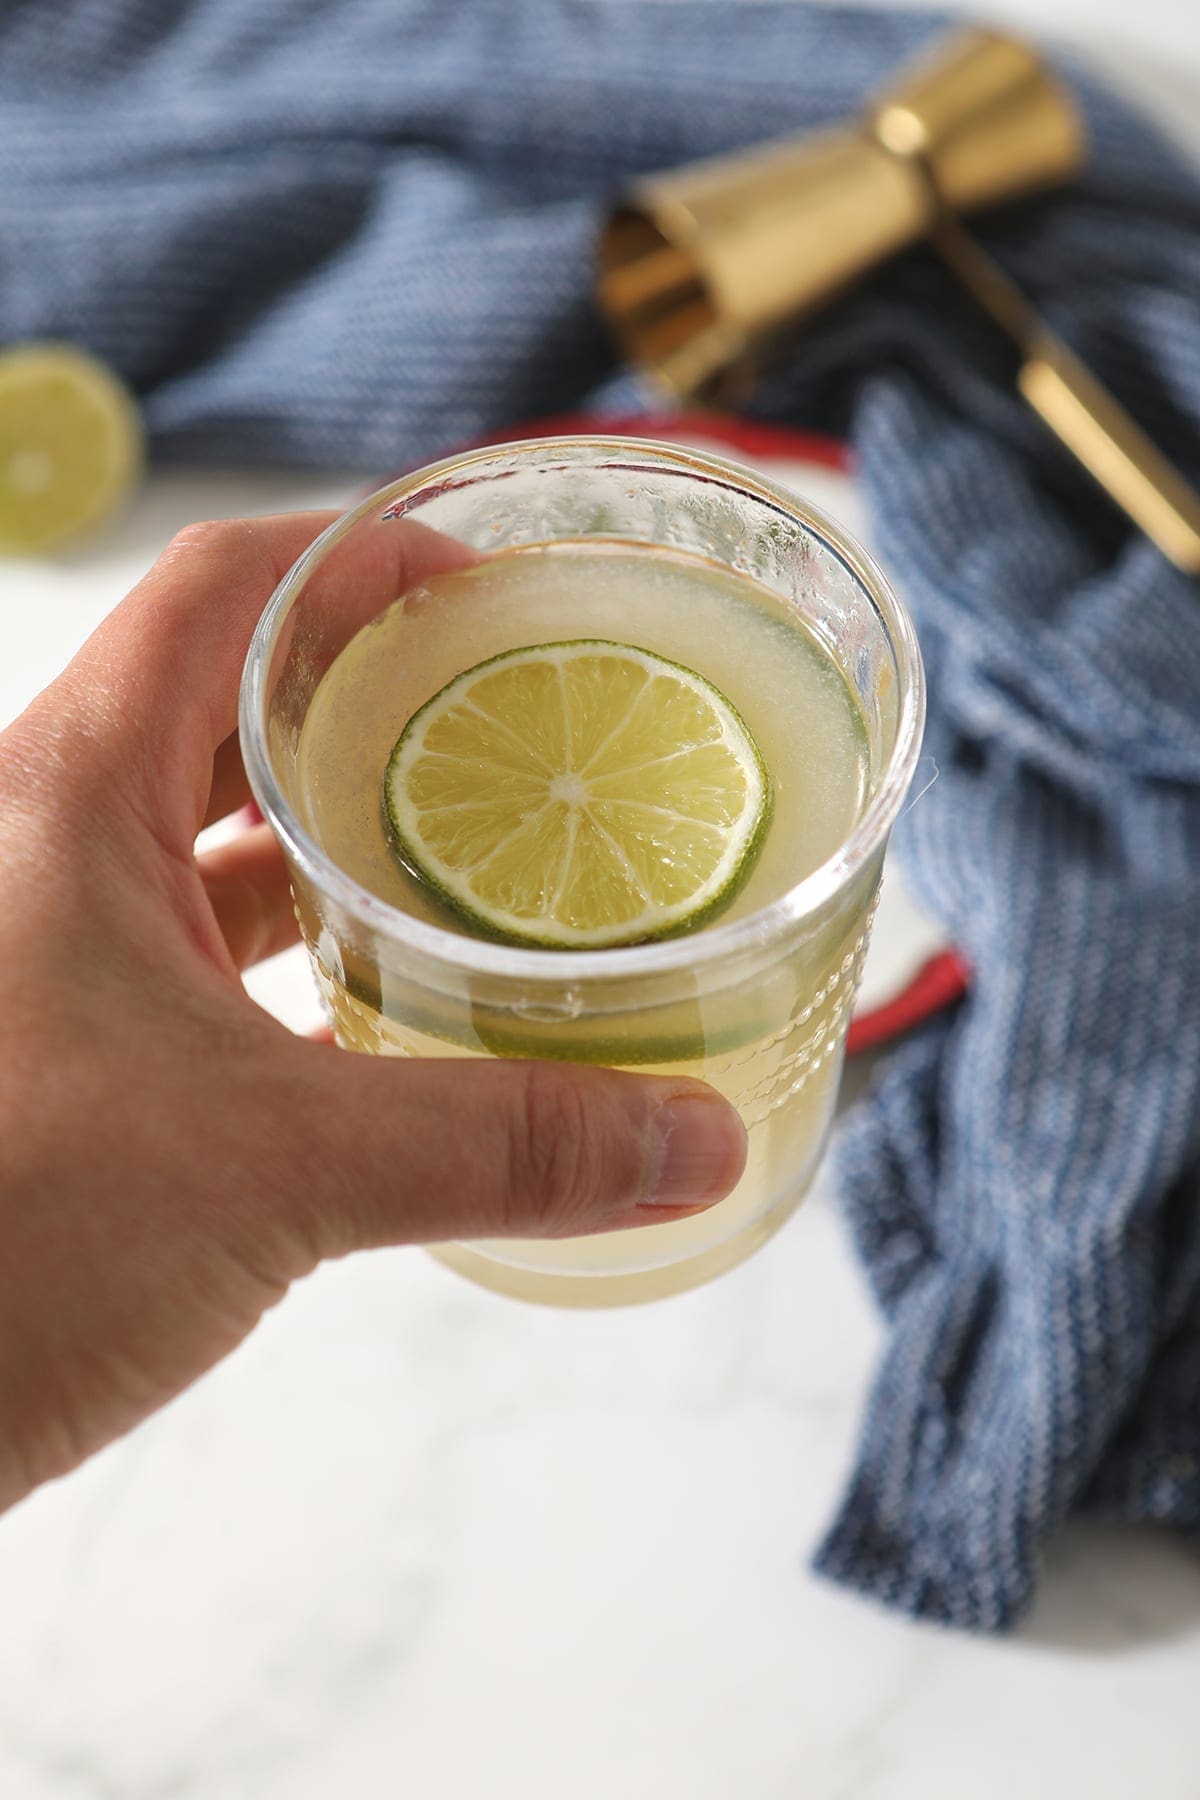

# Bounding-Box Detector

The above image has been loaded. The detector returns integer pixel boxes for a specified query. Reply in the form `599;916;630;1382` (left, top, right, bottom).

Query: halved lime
0;342;143;553
384;639;772;949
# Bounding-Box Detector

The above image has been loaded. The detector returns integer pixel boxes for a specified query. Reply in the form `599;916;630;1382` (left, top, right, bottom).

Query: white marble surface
4;4;1200;1793
3;1188;1200;1800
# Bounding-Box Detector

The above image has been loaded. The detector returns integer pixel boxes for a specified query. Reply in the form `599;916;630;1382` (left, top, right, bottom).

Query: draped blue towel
5;0;1200;1631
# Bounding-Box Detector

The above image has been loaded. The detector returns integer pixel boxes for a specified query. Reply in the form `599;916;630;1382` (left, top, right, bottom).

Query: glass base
428;1173;812;1309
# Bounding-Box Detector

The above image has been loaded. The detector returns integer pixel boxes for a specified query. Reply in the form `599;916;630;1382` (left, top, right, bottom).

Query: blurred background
2;2;1200;1796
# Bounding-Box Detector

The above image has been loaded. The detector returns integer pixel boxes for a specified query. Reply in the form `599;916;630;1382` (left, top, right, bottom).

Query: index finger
40;509;475;855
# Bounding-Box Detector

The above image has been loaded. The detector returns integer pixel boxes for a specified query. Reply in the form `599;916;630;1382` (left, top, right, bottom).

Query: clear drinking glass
240;437;924;1306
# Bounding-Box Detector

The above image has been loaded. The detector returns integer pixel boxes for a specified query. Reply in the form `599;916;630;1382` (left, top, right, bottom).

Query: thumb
271;1043;748;1256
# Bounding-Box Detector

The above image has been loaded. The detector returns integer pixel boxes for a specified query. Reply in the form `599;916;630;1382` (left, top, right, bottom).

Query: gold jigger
599;26;1200;573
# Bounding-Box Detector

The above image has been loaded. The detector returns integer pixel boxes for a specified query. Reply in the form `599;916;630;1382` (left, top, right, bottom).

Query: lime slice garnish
0;342;143;553
384;639;772;949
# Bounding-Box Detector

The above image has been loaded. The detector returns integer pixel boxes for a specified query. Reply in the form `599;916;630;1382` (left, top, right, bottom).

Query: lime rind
383;639;772;951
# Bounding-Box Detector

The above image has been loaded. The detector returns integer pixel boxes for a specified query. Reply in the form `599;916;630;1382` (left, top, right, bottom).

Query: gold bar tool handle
930;210;1200;575
1018;339;1200;575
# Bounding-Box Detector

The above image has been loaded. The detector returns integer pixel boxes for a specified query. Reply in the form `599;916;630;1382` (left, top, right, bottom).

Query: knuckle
165;517;246;562
158;518;280;623
505;1062;621;1236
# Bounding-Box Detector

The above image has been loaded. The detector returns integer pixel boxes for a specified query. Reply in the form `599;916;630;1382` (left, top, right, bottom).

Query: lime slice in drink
384;639;772;949
0;342;143;553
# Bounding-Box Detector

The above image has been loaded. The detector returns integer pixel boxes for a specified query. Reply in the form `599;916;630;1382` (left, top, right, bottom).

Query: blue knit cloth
6;0;1200;1631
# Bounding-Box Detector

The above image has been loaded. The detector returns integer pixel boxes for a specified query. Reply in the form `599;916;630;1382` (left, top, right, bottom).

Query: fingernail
646;1092;747;1208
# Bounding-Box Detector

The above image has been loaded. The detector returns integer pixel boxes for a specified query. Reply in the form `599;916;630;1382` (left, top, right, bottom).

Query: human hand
0;513;746;1512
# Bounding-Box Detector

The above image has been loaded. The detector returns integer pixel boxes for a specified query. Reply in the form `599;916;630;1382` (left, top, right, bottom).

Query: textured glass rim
239;435;926;983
